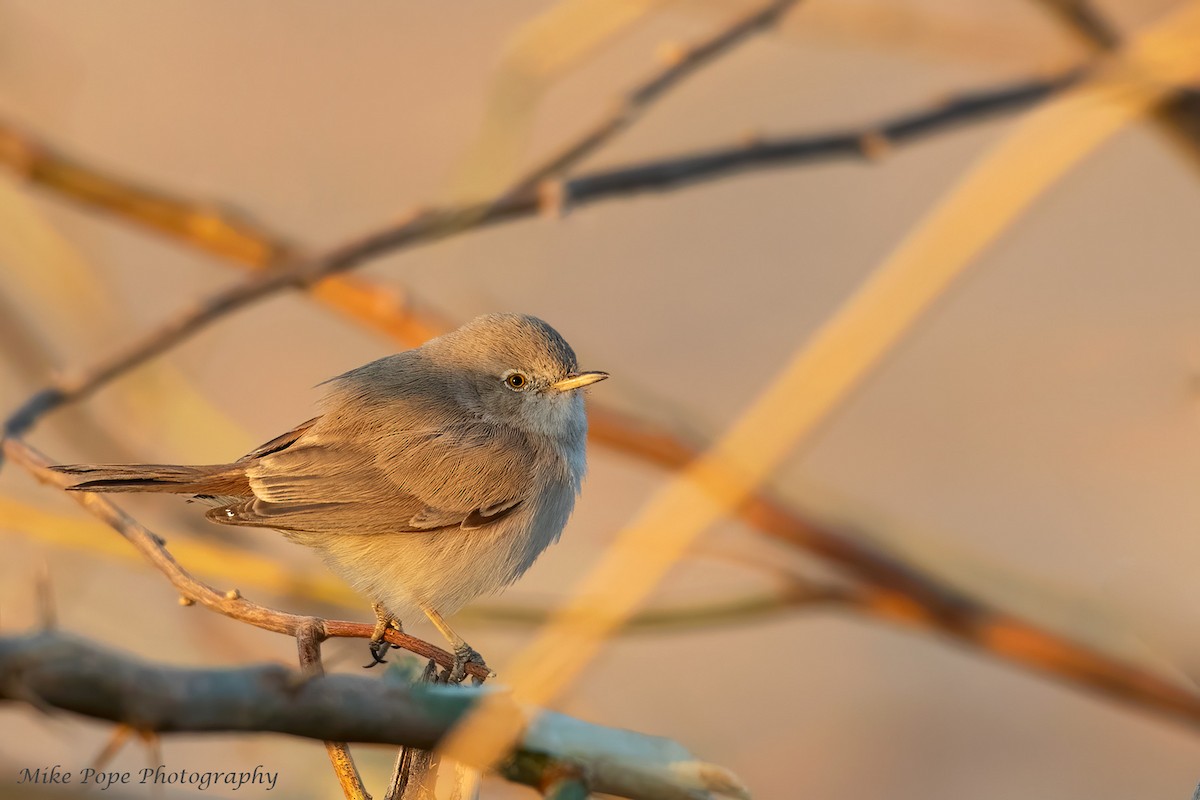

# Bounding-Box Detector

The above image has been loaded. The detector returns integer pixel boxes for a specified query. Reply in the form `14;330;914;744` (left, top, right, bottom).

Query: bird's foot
363;604;403;669
444;642;490;685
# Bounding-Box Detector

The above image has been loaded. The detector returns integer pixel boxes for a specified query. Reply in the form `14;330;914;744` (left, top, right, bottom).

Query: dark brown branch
558;72;1078;200
0;630;746;800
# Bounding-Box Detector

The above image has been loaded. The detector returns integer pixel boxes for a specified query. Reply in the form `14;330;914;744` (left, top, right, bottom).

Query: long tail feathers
52;463;249;495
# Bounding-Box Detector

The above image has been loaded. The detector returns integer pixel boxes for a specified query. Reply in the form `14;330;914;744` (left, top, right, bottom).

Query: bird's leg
364;602;403;669
422;606;491;684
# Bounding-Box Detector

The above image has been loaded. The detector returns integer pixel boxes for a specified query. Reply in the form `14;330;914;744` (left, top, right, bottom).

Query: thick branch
0;631;746;800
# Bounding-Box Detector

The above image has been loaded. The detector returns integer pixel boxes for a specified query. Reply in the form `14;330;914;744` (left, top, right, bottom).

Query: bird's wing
239;416;321;461
208;421;536;534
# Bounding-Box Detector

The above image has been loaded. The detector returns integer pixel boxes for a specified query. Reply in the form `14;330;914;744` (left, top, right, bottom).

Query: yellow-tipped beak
552;371;609;391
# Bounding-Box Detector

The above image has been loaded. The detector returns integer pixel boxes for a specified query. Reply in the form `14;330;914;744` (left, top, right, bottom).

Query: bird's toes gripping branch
363;603;404;669
447;641;490;685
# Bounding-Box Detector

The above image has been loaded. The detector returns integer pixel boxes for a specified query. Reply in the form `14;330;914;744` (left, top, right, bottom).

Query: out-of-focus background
3;1;1200;798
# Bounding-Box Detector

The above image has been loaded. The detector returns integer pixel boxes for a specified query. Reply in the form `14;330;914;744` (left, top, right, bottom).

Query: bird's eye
505;372;528;391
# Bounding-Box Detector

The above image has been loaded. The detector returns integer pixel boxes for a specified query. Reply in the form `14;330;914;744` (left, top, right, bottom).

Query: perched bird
53;313;608;681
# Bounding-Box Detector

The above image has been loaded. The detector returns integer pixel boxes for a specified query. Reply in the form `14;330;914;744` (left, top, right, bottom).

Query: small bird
53;313;607;681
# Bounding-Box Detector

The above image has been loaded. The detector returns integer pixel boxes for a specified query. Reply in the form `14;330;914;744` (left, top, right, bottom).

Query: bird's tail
52;463;249;495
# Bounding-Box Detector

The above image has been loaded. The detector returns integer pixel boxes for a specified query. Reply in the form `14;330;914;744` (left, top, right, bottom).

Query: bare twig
0;630;747;800
500;0;802;200
556;72;1078;201
90;725;134;771
473;585;847;633
297;621;370;800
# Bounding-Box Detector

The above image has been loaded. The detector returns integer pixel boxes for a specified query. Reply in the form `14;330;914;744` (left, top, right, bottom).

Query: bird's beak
552;371;609;391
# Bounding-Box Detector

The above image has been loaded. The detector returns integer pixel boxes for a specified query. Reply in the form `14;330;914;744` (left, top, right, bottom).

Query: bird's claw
363;605;402;669
444;642;490;684
363;638;397;669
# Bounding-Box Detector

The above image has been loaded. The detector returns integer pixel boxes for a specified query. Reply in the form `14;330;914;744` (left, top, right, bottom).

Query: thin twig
500;0;802;200
470;586;844;633
297;621;370;800
90;725;134;771
556;72;1078;201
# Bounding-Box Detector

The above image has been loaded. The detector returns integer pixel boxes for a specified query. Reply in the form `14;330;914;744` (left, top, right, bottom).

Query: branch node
0;126;39;175
857;130;893;161
538;180;569;219
656;41;690;67
738;128;763;148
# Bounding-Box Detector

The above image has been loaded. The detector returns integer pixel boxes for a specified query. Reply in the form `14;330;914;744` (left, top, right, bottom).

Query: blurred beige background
4;1;1200;798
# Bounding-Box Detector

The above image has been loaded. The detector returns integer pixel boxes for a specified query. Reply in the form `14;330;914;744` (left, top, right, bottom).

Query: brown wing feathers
51;414;530;534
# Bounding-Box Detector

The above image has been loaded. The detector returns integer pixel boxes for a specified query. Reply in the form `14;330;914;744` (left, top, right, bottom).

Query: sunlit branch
0;630;748;800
